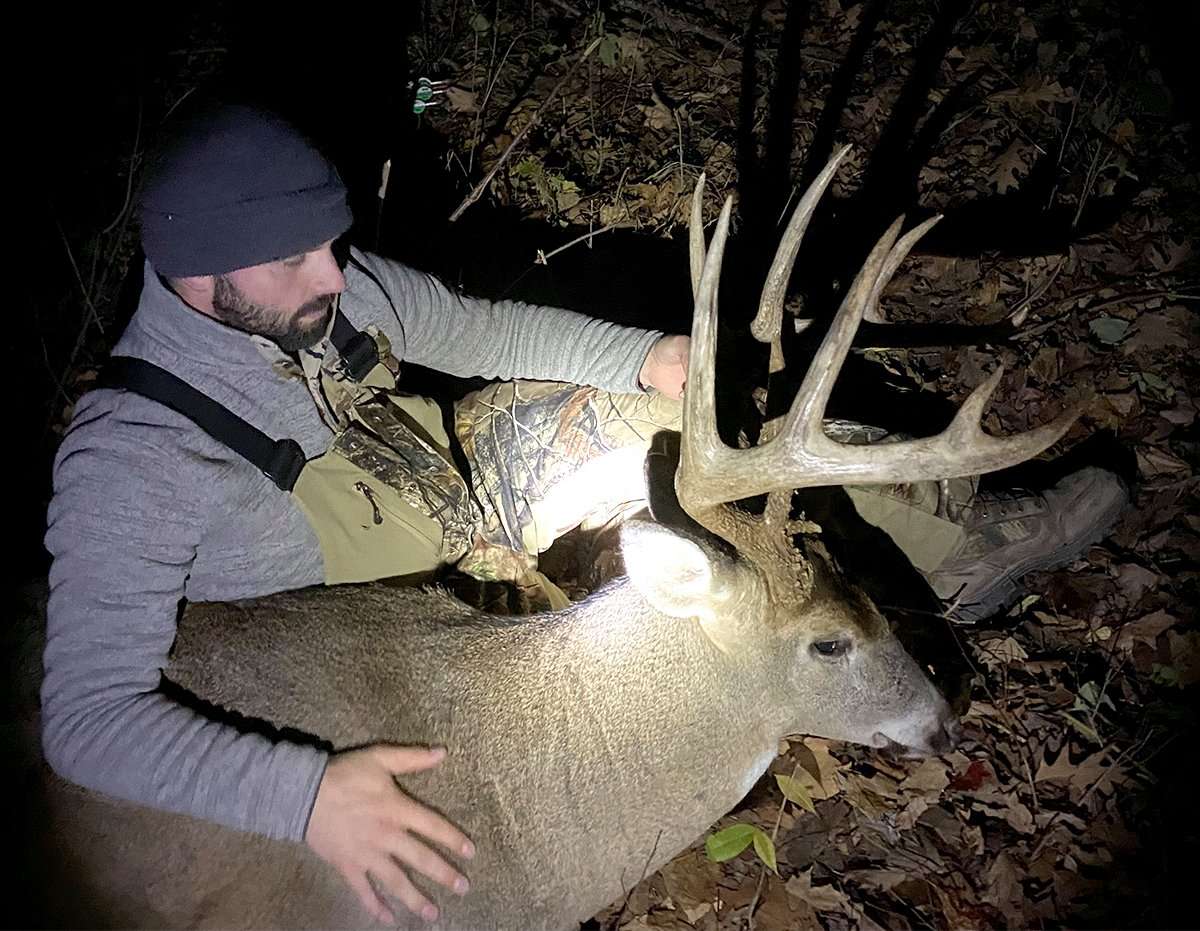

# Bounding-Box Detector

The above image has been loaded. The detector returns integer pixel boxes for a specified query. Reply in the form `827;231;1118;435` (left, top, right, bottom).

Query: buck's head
618;514;959;757
657;149;1079;758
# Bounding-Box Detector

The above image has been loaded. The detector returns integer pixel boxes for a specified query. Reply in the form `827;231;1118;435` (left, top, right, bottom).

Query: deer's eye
811;638;850;659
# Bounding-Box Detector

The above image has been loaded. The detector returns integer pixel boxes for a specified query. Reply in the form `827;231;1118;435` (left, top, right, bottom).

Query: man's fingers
370;745;477;860
371;858;440;922
395;797;477;860
372;743;446;775
390;832;470;895
347;872;395;927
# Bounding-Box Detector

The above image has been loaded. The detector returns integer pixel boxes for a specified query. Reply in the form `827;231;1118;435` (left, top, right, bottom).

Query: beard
211;276;335;352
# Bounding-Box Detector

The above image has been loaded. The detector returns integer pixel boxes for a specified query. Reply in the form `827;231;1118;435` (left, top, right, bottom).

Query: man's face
210;242;346;352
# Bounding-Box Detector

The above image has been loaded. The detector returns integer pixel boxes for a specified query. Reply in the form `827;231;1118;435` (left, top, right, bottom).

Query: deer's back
41;581;723;930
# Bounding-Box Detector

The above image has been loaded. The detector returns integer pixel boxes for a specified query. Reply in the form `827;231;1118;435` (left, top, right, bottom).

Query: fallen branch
449;36;603;223
535;221;631;265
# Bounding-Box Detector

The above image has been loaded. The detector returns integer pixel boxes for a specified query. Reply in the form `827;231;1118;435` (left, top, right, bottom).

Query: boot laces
973;486;1040;519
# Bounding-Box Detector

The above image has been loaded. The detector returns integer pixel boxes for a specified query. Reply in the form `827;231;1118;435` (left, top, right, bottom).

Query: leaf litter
415;0;1196;926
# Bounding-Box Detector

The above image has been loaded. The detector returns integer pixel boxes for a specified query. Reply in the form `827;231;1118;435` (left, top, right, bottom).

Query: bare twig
44;220;108;438
744;764;797;930
470;23;527;177
541;0;583;15
611;829;663;930
535;220;630;264
1073;139;1113;230
449;36;603;223
1008;255;1067;326
674;107;685;193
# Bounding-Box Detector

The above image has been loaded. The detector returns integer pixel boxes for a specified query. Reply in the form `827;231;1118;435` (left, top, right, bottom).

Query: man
42;104;1127;924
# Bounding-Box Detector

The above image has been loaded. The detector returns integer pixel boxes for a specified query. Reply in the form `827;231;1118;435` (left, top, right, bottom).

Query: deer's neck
485;578;783;840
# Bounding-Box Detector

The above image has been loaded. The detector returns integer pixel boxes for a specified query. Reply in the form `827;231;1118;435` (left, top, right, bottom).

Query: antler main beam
676;152;1080;518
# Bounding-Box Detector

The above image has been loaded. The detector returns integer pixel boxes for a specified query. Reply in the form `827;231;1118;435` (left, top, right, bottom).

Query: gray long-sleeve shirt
42;248;662;841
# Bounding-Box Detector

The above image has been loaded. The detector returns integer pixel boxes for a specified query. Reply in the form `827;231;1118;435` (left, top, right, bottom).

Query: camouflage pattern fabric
329;397;481;566
453;381;682;582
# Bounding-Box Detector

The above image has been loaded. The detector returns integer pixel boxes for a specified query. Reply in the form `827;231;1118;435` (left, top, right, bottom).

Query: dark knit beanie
138;105;353;277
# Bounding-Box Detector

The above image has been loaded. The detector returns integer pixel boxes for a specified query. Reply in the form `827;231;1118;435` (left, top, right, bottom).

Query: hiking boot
923;466;1129;622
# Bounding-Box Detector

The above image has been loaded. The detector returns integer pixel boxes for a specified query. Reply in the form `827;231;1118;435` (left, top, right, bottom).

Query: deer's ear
620;520;721;618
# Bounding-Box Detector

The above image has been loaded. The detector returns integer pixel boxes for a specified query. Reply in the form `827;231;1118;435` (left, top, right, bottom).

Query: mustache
299;294;336;317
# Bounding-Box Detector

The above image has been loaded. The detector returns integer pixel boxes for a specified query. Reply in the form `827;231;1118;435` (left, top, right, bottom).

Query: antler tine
781;216;906;439
676;205;1082;514
941;368;1081;460
680;195;734;469
689;172;707;302
678;194;759;537
763;210;1081;491
750;145;853;353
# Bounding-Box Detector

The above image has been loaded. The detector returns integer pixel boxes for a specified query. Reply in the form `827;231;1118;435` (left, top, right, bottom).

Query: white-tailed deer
39;148;1076;929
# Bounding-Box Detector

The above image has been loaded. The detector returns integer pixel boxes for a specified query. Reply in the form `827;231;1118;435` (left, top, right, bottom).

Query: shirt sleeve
41;391;328;841
345;249;664;394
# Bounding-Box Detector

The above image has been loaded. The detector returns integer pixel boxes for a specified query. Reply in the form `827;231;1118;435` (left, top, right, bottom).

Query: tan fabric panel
844;485;966;573
292;451;446;584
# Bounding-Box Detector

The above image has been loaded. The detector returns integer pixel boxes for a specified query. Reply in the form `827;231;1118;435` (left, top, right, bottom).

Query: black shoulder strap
329;310;381;382
97;357;307;492
328;251;403;383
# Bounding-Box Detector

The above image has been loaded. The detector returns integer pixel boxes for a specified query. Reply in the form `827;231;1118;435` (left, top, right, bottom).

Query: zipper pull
354;481;384;526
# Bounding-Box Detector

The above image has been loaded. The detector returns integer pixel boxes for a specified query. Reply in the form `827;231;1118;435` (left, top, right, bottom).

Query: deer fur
40;520;956;930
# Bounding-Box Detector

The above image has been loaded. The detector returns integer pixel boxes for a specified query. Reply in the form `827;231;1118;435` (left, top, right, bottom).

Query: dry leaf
1123;311;1190;352
983;851;1027;926
899;758;951;795
988;77;1074;108
443;86;479;113
948;758;996;793
1030;346;1060;383
1113;563;1160;605
1036;748;1125;794
842;771;895;818
1145;238;1192;273
844;868;909;892
973;636;1029;671
1112;117;1136;145
659;851;720;913
1136;446;1190;478
785;868;854;914
988;139;1034;194
1104;390;1139;417
1160;398;1196;425
970;787;1036;833
789;739;843;800
1164;630;1200;686
637;99;675;131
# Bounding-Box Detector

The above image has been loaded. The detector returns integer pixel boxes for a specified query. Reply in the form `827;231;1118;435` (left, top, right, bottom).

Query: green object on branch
752;828;778;874
705;823;757;861
705;823;777;873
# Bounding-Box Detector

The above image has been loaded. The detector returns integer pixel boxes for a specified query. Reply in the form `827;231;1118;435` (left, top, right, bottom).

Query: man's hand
306;745;475;925
638;334;690;400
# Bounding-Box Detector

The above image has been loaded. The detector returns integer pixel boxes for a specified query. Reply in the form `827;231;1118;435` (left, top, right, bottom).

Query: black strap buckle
330;311;382;382
264;438;307;492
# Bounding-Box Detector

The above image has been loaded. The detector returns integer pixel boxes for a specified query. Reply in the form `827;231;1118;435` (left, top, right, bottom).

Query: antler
677;151;1080;542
